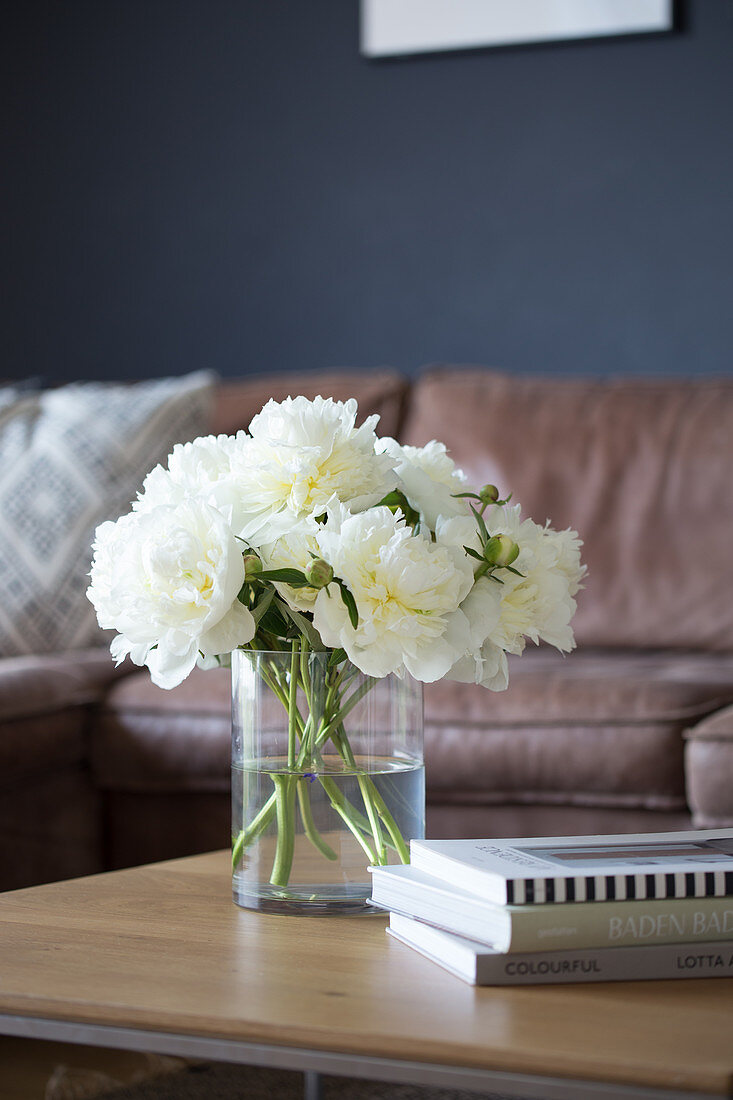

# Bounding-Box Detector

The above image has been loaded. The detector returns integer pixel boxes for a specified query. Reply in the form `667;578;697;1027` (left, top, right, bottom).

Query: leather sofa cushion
103;792;231;871
94;649;733;813
0;770;101;891
211;369;408;438
0;648;120;889
95;667;232;792
424;648;733;811
0;648;131;781
427;805;692;843
684;704;733;827
403;367;733;651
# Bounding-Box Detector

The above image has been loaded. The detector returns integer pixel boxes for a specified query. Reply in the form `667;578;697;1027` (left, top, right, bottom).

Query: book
369;863;733;953
409;828;733;906
387;912;733;986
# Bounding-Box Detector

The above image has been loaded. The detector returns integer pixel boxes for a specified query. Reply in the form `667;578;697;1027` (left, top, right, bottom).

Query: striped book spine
505;869;733;905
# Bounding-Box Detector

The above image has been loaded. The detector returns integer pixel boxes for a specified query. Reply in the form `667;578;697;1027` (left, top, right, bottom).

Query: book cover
387;912;733;987
369;863;733;953
409;828;733;906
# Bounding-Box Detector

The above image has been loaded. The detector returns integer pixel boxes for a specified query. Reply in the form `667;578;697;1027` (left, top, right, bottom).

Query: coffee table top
0;850;731;1097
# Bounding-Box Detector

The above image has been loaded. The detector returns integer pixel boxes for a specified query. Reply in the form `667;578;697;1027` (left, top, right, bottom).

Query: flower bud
242;553;262;580
483;534;519;568
304;558;334;589
479;484;500;506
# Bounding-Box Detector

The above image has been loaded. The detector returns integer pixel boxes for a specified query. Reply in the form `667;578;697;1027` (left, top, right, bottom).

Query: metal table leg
304;1069;323;1100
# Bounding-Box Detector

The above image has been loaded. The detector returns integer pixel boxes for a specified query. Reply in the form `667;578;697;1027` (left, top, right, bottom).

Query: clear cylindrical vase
231;647;424;914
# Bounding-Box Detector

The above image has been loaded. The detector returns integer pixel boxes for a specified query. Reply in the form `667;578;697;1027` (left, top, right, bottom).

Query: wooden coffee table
0;850;731;1100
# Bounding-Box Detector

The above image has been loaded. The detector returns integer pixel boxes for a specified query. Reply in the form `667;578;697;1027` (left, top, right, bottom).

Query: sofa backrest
210;369;408;439
402;367;733;652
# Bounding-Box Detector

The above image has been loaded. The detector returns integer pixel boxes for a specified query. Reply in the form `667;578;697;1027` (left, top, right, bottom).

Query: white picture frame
361;0;673;58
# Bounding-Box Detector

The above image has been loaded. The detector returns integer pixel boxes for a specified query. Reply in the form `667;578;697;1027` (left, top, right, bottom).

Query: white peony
483;504;585;655
87;391;585;698
88;499;255;689
378;438;470;530
134;433;239;518
231;396;397;542
443;504;585;689
313;504;473;682
433;515;509;691
134;432;294;548
258;515;324;612
445;578;509;692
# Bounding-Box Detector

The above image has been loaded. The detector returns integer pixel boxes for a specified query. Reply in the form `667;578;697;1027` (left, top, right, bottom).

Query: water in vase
232;753;425;914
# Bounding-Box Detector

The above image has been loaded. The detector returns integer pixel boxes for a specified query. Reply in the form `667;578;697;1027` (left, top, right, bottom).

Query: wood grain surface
0;850;731;1096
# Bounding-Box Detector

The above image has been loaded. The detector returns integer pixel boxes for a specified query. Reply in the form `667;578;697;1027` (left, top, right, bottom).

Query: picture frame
360;0;673;59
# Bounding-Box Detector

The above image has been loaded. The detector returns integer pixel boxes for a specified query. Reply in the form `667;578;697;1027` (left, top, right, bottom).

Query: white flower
312;504;472;682
541;524;587;599
87;500;255;689
484;504;585;655
378;438;469;530
525;523;586;652
91;389;584;699
259;515;324;612
135;434;239;511
235;396;397;539
134;432;293;547
432;514;508;691
442;505;585;688
446;580;509;692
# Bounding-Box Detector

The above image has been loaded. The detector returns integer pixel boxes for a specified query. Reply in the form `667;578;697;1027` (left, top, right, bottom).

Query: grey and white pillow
0;371;215;656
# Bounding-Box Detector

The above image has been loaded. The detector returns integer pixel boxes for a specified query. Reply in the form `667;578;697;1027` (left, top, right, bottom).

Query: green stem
233;651;411;885
314;677;378;749
300;638;311;709
270;774;297;887
330;724;392;865
319;776;377;864
231;789;278;869
358;775;386;863
288;640;299;769
367;779;410;864
297;780;337;861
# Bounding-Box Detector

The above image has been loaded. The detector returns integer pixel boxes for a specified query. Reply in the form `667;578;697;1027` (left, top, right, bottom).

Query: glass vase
231;647;424;914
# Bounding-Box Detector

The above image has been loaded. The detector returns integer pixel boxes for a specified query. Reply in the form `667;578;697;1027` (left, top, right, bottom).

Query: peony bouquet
88;394;585;894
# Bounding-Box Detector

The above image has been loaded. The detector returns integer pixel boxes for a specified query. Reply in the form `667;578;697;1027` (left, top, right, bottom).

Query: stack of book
369;827;733;985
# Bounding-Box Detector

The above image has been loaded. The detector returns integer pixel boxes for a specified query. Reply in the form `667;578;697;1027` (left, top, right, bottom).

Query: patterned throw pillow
0;371;215;656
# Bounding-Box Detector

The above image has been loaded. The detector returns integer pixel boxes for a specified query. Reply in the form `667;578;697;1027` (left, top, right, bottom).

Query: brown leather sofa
3;367;733;891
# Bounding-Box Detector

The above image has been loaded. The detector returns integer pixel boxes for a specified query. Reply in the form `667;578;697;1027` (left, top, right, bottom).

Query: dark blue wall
3;1;732;382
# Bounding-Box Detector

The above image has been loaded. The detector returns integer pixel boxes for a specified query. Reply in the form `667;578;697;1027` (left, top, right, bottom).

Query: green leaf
337;580;359;630
257;568;310;587
256;602;291;638
501;565;525;578
470;504;489;544
451;491;481;500
279;602;323;650
376;489;420;528
251;587;275;626
328;647;348;667
463;545;485;562
377;489;406;508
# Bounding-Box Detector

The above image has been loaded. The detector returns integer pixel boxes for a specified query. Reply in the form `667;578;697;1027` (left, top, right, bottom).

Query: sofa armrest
0;647;134;780
0;648;132;890
684;705;733;828
0;647;133;724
